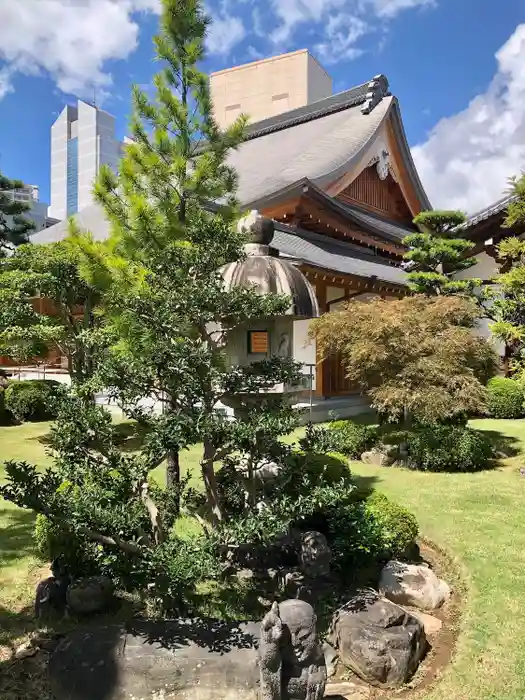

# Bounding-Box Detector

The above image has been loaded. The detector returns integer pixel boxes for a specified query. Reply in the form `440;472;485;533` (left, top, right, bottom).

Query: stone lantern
220;211;319;413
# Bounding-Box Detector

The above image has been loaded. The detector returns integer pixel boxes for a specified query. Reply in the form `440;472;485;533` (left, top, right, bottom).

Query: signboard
248;330;269;354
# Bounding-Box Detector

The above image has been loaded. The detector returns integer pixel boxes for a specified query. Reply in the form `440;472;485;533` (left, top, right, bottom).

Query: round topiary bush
487;377;524;419
328;420;378;459
364;491;418;559
405;423;494;472
4;379;62;422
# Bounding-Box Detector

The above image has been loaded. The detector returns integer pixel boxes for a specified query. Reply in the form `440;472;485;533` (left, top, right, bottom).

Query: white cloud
315;14;368;63
269;0;433;59
206;14;246;56
412;24;525;214
0;0;158;100
369;0;435;18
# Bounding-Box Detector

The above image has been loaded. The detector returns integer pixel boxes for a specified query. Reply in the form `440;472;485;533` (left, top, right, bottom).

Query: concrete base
296;395;373;424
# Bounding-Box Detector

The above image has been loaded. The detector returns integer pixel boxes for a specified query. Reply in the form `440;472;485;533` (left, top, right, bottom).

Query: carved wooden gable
337;165;413;224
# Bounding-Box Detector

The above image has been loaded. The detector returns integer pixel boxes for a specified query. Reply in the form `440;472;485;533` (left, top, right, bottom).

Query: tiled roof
274;223;407;286
332;200;414;242
462;195;515;230
229;93;394;208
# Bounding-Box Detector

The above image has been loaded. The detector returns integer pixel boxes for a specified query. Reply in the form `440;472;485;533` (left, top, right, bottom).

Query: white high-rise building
49;100;120;221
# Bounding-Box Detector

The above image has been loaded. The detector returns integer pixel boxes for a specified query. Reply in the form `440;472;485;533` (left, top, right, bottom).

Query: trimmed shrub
405;423;493;472
0;385;11;425
487;377;524;419
364;491;418;559
329;420;378;459
34;514;98;576
298;423;334;453
4;379;62;422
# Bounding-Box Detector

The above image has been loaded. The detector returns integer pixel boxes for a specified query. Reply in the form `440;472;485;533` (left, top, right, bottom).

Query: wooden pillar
314;280;329;399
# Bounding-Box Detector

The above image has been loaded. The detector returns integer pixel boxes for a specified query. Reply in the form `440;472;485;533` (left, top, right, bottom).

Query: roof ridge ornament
361;74;389;115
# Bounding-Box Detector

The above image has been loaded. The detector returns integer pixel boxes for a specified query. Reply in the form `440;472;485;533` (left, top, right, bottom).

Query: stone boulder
49;619;261;700
328;590;428;688
66;575;115;615
379;561;451;611
360;448;396;467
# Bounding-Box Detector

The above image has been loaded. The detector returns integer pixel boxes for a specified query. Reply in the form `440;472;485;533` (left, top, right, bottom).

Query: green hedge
405;423;493;472
4;379;62;422
299;420;378;459
364;491;418;558
487;377;524;419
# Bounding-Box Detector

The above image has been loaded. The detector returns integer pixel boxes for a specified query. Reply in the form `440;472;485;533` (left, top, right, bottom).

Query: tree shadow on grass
477;429;522;459
35;421;148;454
0;507;37;569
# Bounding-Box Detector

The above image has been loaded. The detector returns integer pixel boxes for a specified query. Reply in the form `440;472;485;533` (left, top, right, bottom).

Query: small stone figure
259;599;326;700
300;531;332;578
34;557;71;619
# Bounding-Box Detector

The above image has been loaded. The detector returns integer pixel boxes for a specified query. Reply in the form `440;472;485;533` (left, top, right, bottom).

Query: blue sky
0;0;524;213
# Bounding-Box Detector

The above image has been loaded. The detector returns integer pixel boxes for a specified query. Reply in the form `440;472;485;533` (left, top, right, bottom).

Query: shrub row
302;417;495;473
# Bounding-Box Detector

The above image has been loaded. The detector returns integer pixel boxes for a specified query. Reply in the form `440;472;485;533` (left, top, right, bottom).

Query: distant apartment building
6;184;51;233
210;49;333;129
49;100;121;221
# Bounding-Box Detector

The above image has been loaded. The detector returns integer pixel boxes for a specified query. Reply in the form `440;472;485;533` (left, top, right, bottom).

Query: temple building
29;60;434;409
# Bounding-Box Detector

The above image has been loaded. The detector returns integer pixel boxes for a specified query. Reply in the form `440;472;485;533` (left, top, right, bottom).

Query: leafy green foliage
4;379;63;422
0;171;34;257
505;173;525;230
299;421;378;458
69;0;304;521
0;237;101;376
405;423;494;472
329;420;378;458
364;491;418;559
486;377;524;419
311;295;497;424
486;235;525;373
404;210;480;296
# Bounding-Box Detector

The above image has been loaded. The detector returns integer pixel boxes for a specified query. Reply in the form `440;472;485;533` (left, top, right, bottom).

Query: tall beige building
210;49;332;129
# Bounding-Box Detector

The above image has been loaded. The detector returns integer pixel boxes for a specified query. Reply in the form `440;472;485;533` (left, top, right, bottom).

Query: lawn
1;418;525;699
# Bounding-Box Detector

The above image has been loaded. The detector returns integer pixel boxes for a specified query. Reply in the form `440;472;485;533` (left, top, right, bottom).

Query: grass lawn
1;418;525;699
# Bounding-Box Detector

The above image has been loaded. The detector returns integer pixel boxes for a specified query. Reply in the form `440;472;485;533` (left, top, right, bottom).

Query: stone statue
259;600;326;700
300;531;332;578
34;557;71;619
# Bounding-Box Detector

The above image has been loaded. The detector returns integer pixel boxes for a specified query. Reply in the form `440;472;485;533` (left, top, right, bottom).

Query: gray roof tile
462;195;514;229
273;223;407;286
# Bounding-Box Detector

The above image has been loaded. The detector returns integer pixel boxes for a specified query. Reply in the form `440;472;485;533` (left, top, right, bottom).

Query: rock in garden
328;590;428;688
360;448;395;467
409;610;443;637
66;575;115;615
379;560;451;611
300;531;332;577
49;619;261;700
324;681;371;700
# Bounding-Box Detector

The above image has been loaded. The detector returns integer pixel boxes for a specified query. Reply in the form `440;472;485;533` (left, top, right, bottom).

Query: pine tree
403;210;480;296
0;172;34;256
487;173;525;374
505;172;525;230
92;0;247;492
78;0;302;521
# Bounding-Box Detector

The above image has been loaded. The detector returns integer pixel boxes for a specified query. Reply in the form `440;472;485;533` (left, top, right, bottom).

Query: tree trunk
201;439;223;525
165;395;181;513
166;450;180;490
